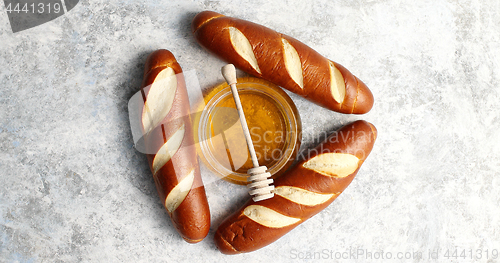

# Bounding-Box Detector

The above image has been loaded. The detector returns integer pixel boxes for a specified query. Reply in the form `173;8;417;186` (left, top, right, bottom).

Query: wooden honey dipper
221;64;274;202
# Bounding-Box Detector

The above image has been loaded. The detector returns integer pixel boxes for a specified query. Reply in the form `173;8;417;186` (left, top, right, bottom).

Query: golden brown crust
141;49;210;243
143;49;182;77
191;10;225;34
192;11;374;114
214;120;377;254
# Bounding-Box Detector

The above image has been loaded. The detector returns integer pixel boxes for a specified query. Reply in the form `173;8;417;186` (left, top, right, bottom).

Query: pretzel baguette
192;11;374;114
140;49;210;243
214;120;377;254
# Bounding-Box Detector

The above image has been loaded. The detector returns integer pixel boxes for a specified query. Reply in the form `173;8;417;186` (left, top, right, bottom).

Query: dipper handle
221;64;274;202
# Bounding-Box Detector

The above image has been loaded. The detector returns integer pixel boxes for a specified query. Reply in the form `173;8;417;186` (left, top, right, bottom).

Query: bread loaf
214;120;377;253
192;11;374;114
140;49;210;243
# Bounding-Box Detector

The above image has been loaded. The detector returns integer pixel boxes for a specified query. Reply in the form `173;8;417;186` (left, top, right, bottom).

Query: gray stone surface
1;0;499;262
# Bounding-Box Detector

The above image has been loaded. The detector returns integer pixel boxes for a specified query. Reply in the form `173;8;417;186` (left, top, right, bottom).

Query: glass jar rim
197;77;302;184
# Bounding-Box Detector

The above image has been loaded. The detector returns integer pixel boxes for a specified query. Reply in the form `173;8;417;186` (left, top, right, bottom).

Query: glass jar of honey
196;77;301;184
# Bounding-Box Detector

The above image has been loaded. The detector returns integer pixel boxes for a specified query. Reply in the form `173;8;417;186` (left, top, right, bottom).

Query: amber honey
196;77;301;184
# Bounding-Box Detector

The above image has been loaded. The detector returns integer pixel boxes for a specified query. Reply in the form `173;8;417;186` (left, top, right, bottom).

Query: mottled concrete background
1;0;499;262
